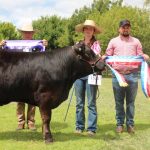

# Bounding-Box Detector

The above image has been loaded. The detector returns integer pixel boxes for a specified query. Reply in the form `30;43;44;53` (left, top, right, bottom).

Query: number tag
88;74;102;85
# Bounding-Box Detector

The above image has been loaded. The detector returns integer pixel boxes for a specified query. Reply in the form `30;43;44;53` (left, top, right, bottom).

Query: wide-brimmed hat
18;23;35;32
75;20;101;34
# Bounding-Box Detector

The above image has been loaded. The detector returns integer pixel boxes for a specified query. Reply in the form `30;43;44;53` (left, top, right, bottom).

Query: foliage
33;16;69;50
144;0;150;6
91;0;123;13
0;22;19;40
132;9;150;55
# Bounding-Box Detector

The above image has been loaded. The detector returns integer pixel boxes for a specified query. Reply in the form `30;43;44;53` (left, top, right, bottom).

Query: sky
0;0;145;28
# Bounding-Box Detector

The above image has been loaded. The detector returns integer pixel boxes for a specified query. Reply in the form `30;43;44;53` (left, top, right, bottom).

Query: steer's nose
96;60;106;71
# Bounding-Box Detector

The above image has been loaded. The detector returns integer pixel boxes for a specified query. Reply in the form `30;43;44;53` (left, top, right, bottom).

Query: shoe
116;125;124;133
28;124;36;131
16;124;25;130
127;125;135;134
75;129;83;134
87;131;96;136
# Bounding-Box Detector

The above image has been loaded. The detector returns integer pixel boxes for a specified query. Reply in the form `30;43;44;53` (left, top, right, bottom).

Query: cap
119;20;131;27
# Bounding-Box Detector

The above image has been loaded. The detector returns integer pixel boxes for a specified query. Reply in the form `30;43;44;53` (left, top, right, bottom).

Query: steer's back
0;51;47;105
0;48;74;107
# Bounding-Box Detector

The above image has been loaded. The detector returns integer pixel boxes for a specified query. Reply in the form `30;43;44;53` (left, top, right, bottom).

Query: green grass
0;78;150;150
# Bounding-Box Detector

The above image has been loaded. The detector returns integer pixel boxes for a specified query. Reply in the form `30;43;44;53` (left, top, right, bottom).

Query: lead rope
64;87;75;122
91;64;100;100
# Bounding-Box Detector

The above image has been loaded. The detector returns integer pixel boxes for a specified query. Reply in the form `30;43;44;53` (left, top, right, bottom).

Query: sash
105;56;150;98
3;40;45;52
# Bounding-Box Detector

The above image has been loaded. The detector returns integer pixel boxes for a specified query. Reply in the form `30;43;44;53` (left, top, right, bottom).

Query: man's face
21;31;34;40
119;25;131;37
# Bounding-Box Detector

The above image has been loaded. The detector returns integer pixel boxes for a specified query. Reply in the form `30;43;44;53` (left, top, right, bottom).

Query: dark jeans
74;76;98;132
112;73;138;127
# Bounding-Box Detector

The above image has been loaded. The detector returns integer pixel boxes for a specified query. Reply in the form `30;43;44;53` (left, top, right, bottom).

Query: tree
144;0;150;10
33;15;69;50
91;0;111;13
144;0;150;6
0;22;18;40
91;0;123;13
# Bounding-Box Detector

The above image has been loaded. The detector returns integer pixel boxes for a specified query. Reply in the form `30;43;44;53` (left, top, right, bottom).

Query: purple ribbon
3;40;45;52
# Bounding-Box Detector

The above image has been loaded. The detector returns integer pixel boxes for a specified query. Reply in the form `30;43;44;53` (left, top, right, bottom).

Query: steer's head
73;41;105;71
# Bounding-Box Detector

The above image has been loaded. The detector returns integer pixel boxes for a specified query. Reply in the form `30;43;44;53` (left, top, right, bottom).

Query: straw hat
18;23;35;32
75;20;101;34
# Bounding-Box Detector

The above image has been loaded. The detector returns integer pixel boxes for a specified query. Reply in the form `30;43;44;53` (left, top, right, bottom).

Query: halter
78;55;102;74
72;44;102;74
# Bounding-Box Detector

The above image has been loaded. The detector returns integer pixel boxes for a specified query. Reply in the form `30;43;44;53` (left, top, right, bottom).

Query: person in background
0;40;6;48
0;23;48;130
74;20;102;136
102;19;149;133
17;23;48;130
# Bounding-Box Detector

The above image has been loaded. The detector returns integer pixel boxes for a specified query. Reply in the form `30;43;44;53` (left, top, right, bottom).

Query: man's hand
0;40;6;47
143;54;149;61
42;39;48;47
102;55;107;60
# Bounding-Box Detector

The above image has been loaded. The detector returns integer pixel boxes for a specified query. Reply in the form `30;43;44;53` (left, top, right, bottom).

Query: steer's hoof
45;138;53;144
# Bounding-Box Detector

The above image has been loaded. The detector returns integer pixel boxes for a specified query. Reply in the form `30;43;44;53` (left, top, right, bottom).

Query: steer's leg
39;105;53;143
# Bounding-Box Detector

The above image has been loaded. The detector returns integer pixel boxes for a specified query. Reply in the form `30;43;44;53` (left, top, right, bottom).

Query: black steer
0;41;105;143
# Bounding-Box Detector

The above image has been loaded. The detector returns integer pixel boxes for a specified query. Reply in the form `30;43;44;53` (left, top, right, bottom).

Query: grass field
0;78;150;150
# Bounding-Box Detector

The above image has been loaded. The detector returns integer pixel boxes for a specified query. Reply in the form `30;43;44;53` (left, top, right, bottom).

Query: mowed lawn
0;78;150;150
